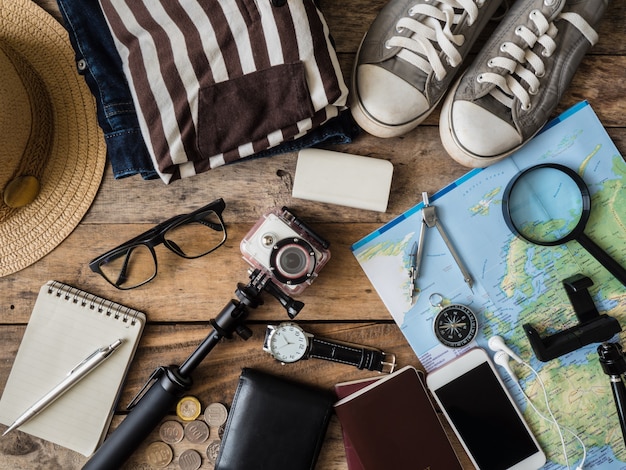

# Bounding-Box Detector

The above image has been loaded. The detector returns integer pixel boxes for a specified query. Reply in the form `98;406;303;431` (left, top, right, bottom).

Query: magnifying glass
502;163;626;287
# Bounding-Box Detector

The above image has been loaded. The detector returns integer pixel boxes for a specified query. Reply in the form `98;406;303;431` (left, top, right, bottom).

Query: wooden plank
0;323;474;469
3;1;625;469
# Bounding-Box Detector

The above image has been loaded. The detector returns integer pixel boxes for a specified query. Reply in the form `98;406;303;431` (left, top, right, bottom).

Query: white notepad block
293;149;393;212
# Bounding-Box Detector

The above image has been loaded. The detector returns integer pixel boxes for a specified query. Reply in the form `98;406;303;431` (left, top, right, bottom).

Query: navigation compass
430;293;478;348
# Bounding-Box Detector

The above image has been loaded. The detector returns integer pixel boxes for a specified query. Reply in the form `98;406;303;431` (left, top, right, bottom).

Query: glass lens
98;244;156;289
276;244;311;279
165;210;226;258
507;167;585;244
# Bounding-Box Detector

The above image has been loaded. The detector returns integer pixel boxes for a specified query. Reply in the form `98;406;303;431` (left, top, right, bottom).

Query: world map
352;102;626;469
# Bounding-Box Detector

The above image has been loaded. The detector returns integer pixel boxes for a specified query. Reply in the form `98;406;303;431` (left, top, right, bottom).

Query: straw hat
0;0;106;277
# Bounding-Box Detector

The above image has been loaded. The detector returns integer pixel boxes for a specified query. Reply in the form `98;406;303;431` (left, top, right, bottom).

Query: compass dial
433;304;478;348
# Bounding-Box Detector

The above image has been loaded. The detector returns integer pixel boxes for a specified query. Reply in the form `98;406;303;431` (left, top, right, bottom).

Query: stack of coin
144;397;230;469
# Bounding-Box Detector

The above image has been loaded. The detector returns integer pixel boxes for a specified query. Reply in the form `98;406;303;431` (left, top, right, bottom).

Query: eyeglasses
90;198;227;289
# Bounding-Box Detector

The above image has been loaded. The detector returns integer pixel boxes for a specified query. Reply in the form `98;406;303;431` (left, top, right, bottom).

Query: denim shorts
56;0;360;181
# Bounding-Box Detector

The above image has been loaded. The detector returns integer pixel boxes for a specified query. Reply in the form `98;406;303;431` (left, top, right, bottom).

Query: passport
333;365;462;470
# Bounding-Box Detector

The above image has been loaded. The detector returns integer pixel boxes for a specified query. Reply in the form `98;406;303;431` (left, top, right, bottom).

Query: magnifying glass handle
577;233;626;287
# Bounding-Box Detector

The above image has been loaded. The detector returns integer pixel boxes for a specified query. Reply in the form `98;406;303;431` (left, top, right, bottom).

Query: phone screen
434;362;540;470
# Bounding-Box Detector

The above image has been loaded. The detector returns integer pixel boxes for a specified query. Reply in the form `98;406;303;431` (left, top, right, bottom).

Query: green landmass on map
499;152;626;464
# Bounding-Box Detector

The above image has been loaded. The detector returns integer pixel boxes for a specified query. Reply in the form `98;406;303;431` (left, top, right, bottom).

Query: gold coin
3;175;40;208
185;420;210;444
159;420;184;444
178;448;202;470
204;402;228;428
176;395;202;421
145;441;173;468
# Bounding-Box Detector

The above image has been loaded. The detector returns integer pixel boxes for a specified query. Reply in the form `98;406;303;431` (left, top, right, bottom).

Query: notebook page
0;281;145;456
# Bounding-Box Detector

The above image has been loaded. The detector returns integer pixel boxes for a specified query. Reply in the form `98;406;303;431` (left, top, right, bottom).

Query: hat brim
0;0;106;277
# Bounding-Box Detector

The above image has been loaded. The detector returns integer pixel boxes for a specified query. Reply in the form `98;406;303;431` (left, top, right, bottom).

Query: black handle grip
83;367;191;470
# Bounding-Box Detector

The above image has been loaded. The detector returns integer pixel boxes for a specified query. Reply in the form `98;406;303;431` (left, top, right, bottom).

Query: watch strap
308;337;395;373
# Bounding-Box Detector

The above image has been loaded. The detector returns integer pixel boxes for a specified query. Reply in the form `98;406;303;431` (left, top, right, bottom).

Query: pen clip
126;366;166;410
68;348;102;375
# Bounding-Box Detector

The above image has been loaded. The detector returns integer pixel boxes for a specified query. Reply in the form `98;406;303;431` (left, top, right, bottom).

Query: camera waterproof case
241;207;331;295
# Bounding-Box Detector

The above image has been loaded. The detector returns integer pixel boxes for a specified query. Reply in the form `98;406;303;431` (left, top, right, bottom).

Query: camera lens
270;238;316;284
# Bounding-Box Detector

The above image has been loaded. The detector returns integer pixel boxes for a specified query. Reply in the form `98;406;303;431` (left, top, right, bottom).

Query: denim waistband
55;0;360;181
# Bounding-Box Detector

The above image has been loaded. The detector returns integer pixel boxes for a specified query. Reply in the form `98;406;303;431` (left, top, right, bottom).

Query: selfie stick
83;270;303;470
598;342;626;447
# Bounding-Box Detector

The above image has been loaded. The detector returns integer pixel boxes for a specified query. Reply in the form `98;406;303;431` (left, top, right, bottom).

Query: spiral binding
46;280;140;325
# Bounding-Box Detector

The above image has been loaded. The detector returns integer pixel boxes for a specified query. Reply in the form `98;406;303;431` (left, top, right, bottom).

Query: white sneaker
351;0;505;138
440;0;608;167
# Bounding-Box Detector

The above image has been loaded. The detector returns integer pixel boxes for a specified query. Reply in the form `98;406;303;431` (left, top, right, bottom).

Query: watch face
433;304;478;348
269;323;308;363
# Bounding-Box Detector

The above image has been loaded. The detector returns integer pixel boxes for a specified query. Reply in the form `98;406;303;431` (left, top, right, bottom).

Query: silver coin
179;448;202;470
204;402;228;428
206;439;222;465
145;441;173;468
159;420;184;444
185;419;210;444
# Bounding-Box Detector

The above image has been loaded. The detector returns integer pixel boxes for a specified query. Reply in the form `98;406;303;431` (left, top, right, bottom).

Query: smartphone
426;348;546;470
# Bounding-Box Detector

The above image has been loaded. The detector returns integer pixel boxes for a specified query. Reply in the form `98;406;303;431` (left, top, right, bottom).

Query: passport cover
333;365;462;470
215;368;334;470
334;376;383;470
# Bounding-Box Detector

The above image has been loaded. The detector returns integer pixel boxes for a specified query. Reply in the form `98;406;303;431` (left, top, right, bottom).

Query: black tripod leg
610;375;626;447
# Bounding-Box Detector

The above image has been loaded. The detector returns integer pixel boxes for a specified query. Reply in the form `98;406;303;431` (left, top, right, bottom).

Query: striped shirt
99;0;348;183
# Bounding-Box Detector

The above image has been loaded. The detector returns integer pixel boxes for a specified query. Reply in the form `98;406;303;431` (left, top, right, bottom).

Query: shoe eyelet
396;26;405;33
408;7;417;16
530;9;540;19
535;70;545;78
515;26;523;36
544;0;556;6
385;40;392;49
477;74;484;83
521;103;532;111
487;59;495;68
529;87;539;96
500;43;507;52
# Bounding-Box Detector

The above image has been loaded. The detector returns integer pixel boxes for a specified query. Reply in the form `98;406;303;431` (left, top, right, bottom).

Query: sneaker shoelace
476;8;599;111
385;0;486;81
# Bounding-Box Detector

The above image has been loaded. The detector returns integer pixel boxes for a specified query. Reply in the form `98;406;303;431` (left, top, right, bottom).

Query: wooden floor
1;1;625;468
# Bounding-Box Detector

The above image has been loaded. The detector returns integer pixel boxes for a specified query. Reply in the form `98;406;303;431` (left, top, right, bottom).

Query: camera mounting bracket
523;273;622;362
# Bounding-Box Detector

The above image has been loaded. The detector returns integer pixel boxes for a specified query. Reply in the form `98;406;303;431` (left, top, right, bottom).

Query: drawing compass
414;192;473;291
408;242;419;304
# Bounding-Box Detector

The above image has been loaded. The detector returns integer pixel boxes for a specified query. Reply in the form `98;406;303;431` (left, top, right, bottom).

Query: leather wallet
215;368;334;470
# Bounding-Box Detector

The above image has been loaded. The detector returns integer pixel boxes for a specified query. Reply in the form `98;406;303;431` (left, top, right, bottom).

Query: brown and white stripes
99;0;348;183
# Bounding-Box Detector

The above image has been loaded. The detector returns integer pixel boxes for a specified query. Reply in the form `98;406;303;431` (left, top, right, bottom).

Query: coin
176;395;202;421
204;402;228;427
185;420;210;444
178;448;202;470
145;441;173;468
159;420;184;444
206;439;221;465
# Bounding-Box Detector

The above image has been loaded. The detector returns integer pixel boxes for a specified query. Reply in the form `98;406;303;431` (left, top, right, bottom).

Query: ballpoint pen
2;339;123;436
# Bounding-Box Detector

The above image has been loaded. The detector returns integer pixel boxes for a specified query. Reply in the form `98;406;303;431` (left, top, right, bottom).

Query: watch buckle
381;353;396;374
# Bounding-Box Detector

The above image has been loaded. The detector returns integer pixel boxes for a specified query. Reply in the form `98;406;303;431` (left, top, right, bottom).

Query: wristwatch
263;322;396;373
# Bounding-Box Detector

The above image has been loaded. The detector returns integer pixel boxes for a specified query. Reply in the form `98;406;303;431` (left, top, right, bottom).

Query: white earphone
487;336;586;470
493;350;519;381
488;335;523;363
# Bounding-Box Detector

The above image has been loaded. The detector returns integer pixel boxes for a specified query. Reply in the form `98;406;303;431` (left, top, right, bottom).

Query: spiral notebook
0;281;145;456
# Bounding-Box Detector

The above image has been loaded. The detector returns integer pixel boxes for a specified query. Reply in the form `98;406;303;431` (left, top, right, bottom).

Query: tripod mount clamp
523;274;622;362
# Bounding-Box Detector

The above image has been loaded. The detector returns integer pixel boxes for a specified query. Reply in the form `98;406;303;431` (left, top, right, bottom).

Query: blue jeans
56;0;360;180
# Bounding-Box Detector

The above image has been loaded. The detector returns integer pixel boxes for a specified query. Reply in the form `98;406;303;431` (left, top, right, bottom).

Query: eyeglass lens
98;210;225;289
